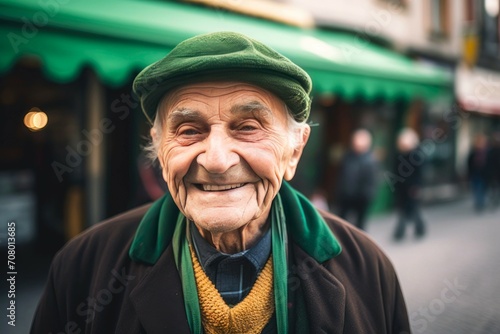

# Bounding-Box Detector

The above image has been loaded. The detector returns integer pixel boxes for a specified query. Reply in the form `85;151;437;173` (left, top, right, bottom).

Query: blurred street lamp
24;107;48;131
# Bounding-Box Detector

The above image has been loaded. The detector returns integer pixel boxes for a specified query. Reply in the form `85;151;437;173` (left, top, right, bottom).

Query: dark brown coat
31;204;410;334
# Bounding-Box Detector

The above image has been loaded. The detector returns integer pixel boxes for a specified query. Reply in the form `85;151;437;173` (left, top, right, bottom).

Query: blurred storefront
0;0;453;250
0;61;140;251
454;0;500;181
456;64;500;172
0;62;84;250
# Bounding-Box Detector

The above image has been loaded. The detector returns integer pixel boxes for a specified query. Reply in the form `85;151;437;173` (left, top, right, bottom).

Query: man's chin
188;207;265;233
190;214;249;233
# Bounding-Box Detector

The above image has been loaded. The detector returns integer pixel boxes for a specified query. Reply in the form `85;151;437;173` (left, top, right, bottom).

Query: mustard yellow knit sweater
190;246;275;334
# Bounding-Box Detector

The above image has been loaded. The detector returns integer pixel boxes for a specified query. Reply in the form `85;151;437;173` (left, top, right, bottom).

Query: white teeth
202;183;245;191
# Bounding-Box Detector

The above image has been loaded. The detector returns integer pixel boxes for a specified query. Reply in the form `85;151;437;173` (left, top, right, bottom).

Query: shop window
0;62;83;251
427;0;450;40
421;106;457;187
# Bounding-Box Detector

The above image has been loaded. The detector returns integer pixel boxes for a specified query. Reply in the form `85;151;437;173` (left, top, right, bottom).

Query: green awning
0;0;452;102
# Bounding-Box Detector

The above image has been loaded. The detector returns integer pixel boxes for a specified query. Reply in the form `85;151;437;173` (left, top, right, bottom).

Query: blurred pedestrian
487;131;500;210
393;128;426;240
467;134;489;212
336;129;378;230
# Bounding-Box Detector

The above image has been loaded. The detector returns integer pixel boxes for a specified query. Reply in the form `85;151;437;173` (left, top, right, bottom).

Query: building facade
284;0;492;207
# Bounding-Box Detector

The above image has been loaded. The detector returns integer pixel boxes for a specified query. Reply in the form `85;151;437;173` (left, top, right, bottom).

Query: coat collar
129;246;191;334
128;242;346;334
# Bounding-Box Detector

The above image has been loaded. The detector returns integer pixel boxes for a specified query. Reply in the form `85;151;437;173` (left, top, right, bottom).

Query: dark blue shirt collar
190;221;272;274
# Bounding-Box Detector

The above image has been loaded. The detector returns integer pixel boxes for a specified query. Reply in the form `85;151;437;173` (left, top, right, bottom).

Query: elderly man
31;32;410;334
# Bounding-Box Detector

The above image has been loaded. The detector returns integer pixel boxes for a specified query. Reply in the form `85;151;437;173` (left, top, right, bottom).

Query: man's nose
196;129;239;174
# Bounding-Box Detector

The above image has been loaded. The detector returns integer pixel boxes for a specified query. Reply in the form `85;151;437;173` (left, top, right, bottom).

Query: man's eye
179;128;200;136
238;124;258;131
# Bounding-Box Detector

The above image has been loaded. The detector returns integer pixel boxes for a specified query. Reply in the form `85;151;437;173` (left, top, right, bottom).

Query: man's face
155;82;309;234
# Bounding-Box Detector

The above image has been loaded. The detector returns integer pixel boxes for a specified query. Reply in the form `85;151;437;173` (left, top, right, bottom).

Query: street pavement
2;198;499;334
367;199;500;334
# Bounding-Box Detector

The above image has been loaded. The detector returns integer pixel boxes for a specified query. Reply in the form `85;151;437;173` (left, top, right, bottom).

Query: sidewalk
365;198;500;334
367;196;482;242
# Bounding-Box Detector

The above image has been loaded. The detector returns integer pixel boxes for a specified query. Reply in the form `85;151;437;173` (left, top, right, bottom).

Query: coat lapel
293;245;346;334
129;246;191;334
127;236;346;333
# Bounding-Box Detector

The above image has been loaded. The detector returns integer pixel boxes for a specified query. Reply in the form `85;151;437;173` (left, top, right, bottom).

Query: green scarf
129;181;342;333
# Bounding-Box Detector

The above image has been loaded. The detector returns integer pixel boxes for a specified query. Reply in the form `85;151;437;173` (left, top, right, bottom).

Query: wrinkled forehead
159;81;287;116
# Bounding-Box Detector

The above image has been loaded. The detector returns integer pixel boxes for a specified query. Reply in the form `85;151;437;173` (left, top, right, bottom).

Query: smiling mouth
196;183;247;192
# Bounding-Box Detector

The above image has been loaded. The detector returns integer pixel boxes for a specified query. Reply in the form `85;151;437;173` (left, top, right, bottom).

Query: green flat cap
133;31;312;123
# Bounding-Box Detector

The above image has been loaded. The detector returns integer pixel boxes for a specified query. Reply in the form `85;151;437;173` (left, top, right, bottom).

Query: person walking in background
393;128;426;241
467;134;490;213
336;129;378;230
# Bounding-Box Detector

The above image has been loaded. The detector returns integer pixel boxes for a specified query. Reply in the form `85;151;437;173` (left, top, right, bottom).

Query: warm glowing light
24;108;48;131
485;0;499;17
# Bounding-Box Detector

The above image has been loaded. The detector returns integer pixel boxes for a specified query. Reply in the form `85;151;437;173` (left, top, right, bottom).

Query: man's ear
150;127;164;170
151;127;170;183
284;124;310;181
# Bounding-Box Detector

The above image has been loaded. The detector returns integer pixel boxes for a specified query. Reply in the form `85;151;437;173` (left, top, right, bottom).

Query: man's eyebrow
166;107;204;128
230;101;273;119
